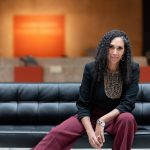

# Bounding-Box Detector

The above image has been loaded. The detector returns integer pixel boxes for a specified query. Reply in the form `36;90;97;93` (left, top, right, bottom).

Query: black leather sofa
0;83;150;148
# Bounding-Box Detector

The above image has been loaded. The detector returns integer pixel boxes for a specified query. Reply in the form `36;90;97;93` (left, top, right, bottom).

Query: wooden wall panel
0;0;142;57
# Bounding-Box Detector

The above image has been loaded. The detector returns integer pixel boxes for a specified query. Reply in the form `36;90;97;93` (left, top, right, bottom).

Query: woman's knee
117;112;135;123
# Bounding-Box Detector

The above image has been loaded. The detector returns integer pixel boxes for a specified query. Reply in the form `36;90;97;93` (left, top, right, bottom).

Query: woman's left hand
95;124;105;146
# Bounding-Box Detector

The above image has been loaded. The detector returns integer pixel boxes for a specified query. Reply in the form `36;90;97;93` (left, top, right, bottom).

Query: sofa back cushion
134;84;150;125
0;83;79;125
0;83;150;125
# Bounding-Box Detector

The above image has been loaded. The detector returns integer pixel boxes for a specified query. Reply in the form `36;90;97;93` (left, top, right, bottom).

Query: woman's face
107;37;125;66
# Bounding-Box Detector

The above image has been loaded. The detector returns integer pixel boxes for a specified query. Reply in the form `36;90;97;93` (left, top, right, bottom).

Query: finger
101;133;105;143
89;139;99;148
93;137;101;148
97;130;105;143
90;139;98;148
97;135;103;144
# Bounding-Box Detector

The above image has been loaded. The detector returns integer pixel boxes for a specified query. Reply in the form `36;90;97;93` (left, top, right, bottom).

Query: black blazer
76;61;140;120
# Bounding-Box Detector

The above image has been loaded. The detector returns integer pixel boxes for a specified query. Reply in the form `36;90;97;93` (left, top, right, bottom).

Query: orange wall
0;0;142;57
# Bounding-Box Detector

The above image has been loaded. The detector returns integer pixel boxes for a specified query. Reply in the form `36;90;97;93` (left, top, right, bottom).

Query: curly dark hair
94;29;132;85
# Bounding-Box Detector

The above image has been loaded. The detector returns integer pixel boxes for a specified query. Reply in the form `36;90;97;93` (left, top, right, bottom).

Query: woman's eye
109;45;123;50
109;45;114;49
117;47;123;50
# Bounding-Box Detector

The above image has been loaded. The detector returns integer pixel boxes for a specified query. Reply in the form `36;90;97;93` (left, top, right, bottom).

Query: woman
33;30;139;150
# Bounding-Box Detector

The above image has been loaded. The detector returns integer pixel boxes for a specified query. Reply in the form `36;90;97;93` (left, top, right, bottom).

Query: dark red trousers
33;112;137;150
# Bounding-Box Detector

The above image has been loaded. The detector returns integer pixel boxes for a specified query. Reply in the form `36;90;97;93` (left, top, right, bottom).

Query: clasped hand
88;124;105;149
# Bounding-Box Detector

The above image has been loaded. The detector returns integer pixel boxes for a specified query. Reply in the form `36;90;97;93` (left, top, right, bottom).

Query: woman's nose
112;49;118;54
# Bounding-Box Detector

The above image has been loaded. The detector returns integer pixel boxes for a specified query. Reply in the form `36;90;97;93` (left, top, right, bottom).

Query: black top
76;61;140;120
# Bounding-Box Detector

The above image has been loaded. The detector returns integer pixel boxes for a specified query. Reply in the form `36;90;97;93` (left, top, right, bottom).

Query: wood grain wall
0;0;142;57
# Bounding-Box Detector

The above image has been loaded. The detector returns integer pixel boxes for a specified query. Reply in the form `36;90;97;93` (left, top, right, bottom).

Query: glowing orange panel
14;16;64;57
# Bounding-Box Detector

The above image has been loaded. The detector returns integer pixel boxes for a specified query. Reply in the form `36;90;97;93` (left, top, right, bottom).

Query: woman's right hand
87;130;102;149
81;116;102;149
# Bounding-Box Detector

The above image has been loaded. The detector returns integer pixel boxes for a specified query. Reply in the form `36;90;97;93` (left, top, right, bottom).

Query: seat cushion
0;125;150;148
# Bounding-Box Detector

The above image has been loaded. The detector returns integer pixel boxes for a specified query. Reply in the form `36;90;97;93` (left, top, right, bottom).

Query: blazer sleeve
76;63;93;120
116;63;140;113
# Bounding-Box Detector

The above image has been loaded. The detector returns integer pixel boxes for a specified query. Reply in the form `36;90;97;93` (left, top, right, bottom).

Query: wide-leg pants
33;111;137;150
